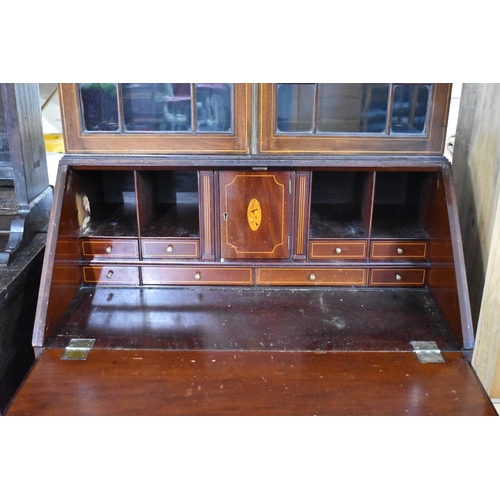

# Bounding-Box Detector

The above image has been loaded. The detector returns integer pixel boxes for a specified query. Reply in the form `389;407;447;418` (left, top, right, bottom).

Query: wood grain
6;348;496;416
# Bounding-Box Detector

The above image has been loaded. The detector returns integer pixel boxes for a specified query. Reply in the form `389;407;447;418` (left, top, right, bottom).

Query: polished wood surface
6;348;496;416
309;240;367;259
219;171;291;259
369;268;426;286
46;287;461;352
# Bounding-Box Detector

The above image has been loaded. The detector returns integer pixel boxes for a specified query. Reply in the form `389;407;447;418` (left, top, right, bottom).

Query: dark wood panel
309;240;367;260
141;266;253;285
81;238;139;259
0;234;45;414
370;241;427;260
82;266;139;285
219;171;292;259
46;287;460;352
370;268;426;286
257;267;366;286
141;239;199;259
6;349;496;416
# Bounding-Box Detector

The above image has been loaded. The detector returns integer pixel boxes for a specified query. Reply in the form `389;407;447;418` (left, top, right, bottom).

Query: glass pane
80;84;119;131
123;83;192;132
276;83;315;133
317;84;389;133
391;84;429;134
195;83;232;132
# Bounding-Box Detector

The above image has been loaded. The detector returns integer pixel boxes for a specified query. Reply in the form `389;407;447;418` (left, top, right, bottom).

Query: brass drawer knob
167;245;173;253
194;272;201;280
395;273;402;281
106;270;114;279
335;247;342;254
309;273;316;281
397;248;403;254
105;246;112;254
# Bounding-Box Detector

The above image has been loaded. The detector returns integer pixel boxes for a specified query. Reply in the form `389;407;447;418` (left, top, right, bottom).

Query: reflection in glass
391;84;429;134
123;83;192;132
80;84;119;131
79;83;235;135
196;84;232;132
276;84;315;133
317;84;389;133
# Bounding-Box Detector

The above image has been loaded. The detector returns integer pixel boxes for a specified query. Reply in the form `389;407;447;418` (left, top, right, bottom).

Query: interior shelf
309;171;371;239
371;171;431;239
137;170;200;238
76;170;138;237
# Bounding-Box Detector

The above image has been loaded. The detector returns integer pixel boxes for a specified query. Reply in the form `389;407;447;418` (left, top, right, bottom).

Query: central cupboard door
219;171;292;259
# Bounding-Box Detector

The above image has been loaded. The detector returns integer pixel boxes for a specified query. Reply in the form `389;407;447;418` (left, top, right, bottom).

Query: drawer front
142;266;254;285
82;266;140;285
257;268;366;286
309;240;367;260
370;241;427;260
141;239;200;259
369;268;426;286
81;239;139;259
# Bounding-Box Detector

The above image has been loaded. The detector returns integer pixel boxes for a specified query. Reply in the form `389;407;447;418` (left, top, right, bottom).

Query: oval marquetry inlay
247;198;262;231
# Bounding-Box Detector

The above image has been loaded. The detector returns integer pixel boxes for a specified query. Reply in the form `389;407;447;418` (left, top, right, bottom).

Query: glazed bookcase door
59;83;251;154
259;83;452;155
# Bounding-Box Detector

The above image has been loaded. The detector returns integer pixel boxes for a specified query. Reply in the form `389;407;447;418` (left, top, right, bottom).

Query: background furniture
0;83;52;413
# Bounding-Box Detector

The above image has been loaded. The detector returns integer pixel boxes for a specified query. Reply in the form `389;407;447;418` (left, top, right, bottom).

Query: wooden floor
6;348;497;416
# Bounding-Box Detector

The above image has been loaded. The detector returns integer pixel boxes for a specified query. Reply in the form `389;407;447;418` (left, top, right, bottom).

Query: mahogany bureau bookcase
6;83;497;415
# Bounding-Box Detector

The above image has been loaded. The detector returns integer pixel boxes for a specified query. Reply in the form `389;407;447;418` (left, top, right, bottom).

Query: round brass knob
167;245;173;253
397;248;403;254
309;273;316;281
105;246;112;254
395;274;402;281
335;247;342;254
194;272;201;280
106;270;114;279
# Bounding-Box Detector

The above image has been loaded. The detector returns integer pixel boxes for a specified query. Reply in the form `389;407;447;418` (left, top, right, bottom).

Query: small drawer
81;239;139;259
369;268;426;287
257;268;366;286
82;266;140;285
309;240;367;260
142;266;254;285
141;239;200;259
370;241;427;260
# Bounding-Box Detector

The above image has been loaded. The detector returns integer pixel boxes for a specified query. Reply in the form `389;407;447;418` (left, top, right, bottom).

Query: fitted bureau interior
33;162;467;353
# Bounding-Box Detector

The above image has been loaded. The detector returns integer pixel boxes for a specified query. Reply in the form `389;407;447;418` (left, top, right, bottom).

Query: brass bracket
411;341;445;364
61;339;95;361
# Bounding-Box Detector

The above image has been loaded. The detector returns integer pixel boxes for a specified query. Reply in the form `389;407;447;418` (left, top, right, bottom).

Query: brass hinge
61;338;95;360
411;341;445;364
